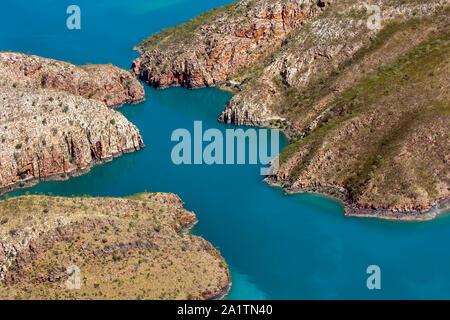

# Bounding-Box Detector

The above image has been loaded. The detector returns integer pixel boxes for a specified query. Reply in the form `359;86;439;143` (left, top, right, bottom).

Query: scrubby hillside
0;193;230;300
274;28;449;218
134;0;449;219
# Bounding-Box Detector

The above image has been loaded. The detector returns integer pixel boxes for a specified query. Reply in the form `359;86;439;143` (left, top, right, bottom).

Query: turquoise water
2;0;450;299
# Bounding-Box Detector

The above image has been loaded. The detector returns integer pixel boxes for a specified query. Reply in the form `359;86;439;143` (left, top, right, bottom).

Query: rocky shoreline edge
0;145;144;197
178;215;232;300
221;107;450;223
265;176;450;222
109;96;147;109
0;193;231;300
207;280;232;300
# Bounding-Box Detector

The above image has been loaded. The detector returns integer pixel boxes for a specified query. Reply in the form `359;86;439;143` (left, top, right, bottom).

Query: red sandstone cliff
132;0;328;89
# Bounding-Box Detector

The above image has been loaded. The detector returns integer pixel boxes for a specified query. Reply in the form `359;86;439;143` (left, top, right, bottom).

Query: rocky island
0;192;230;299
0;53;145;195
133;0;449;220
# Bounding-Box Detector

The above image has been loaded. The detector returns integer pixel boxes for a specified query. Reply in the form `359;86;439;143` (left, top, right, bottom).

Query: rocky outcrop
0;193;231;300
132;0;328;89
0;52;145;108
219;0;448;127
0;54;146;195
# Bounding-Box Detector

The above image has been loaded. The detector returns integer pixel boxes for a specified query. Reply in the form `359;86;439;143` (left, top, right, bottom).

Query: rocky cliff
0;54;145;195
0;193;230;300
0;52;145;108
132;0;329;88
220;0;447;126
134;0;449;219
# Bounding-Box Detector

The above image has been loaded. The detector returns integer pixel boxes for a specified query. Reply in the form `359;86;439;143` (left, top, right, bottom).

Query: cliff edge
0;53;146;195
132;0;328;88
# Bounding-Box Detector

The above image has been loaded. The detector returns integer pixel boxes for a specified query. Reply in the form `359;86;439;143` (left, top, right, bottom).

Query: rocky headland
0;53;145;195
133;0;450;220
132;0;328;88
0;193;231;299
1;52;145;108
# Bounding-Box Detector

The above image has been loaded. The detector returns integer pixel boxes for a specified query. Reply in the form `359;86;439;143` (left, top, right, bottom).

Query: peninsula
0;193;230;300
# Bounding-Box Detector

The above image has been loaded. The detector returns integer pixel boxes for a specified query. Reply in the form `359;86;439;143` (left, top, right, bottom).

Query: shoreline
0;145;144;197
108;97;146;109
178;215;232;300
0;192;232;300
265;176;450;222
114;81;450;225
215;107;450;223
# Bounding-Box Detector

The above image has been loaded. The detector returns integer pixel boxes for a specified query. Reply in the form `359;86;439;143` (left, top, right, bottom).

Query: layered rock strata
132;0;328;88
0;53;146;195
0;52;145;108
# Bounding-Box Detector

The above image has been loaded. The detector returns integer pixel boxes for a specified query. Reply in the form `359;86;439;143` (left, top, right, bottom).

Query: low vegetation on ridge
0;193;230;300
276;12;449;212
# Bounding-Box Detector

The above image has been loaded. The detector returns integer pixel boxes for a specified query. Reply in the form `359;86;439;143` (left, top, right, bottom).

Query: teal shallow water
1;0;450;299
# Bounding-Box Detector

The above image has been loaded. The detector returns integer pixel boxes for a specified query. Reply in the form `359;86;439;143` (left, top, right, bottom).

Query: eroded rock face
0;83;144;195
0;52;145;108
132;0;327;88
219;0;448;127
0;193;230;300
